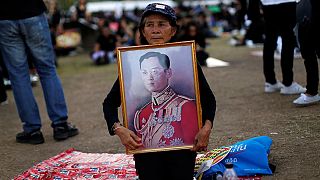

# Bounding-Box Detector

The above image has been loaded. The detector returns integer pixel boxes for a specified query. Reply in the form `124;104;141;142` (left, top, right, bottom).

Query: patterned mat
14;148;262;180
14;148;137;180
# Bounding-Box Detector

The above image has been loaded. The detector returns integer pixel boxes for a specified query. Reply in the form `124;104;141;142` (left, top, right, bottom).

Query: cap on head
141;3;177;23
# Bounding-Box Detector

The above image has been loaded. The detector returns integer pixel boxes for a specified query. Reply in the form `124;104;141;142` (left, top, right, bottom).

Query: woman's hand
115;127;142;150
192;120;212;152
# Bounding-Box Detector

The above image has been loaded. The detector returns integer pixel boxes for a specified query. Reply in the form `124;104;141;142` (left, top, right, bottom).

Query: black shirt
0;0;46;20
76;5;87;19
103;63;216;135
96;34;117;52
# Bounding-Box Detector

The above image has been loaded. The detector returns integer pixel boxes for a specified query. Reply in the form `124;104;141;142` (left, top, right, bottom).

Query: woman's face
142;14;177;45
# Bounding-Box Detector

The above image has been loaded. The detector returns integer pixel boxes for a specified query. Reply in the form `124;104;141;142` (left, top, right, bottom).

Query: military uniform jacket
134;86;199;149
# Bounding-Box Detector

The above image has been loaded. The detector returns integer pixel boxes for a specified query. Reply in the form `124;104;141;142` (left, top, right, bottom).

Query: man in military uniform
134;51;199;149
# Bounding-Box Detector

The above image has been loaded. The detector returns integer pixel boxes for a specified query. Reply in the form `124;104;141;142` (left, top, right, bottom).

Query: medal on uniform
162;124;174;139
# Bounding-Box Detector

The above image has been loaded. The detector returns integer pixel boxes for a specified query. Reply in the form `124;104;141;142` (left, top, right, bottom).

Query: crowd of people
0;0;265;93
43;0;320;107
45;0;255;66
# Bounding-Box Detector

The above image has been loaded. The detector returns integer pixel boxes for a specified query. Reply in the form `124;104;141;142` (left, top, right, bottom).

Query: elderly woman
103;3;216;180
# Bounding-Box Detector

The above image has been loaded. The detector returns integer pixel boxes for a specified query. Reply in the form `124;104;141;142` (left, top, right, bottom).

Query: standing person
0;0;78;144
261;0;306;94
103;3;216;180
75;0;89;21
134;52;199;149
293;0;320;105
244;0;265;45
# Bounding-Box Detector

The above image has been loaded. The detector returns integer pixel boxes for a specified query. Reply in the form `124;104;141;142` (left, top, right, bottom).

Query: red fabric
14;148;137;180
136;94;199;148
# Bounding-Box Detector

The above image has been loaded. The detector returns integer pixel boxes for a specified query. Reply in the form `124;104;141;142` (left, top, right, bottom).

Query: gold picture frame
117;41;202;154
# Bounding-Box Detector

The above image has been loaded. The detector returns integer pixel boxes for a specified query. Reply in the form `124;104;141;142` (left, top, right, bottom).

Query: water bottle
222;163;238;180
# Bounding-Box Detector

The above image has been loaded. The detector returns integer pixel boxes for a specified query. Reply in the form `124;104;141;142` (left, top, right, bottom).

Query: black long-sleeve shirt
0;0;46;20
103;63;216;135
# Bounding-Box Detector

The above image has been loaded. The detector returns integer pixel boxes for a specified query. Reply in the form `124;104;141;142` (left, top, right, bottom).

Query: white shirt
260;0;296;5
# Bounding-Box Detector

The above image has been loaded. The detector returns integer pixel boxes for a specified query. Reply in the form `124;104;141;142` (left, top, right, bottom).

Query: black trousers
134;150;197;180
262;2;296;86
298;0;320;95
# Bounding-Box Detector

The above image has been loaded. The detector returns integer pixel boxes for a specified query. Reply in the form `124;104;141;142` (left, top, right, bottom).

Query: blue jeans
0;13;68;132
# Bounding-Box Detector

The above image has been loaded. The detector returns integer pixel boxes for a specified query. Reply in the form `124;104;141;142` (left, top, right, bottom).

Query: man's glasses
141;68;166;77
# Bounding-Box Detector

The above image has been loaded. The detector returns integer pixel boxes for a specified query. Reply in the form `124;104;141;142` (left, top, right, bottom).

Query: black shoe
16;130;44;144
53;123;79;141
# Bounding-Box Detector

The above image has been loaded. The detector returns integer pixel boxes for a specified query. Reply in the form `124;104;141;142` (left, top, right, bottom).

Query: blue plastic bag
201;136;273;179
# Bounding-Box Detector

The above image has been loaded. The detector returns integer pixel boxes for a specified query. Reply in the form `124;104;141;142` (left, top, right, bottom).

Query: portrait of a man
133;51;199;149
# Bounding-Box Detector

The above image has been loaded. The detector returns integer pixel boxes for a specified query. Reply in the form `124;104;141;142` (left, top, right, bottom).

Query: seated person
91;25;118;65
179;22;209;66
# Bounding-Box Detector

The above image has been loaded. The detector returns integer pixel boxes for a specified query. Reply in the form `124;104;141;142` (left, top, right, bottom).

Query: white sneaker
229;38;238;46
293;93;320;106
280;82;306;95
0;99;8;106
245;40;255;48
265;82;284;93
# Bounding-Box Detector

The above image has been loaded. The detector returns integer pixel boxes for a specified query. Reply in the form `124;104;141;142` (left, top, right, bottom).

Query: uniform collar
152;86;175;106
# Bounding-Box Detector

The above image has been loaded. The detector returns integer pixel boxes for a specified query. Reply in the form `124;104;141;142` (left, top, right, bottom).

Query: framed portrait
117;41;202;154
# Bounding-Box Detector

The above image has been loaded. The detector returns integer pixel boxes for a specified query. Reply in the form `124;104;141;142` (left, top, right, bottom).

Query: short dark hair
139;52;170;69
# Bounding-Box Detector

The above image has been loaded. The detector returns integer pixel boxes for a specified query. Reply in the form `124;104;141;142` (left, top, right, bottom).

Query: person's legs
262;5;278;85
134;150;196;180
164;150;197;180
0;53;7;103
91;51;108;65
293;0;320;105
0;19;42;132
0;67;7;104
279;2;296;86
298;24;319;96
20;13;68;127
0;53;9;79
134;152;167;180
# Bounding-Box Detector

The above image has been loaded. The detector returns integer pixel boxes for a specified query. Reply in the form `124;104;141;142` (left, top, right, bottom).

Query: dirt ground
0;36;319;179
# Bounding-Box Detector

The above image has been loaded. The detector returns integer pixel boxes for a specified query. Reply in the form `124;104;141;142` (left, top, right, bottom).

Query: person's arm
192;63;216;151
94;35;103;52
198;63;216;124
103;78;121;135
102;78;142;149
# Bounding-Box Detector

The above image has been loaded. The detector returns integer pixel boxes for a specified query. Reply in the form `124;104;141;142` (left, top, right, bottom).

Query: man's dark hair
139;52;170;69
